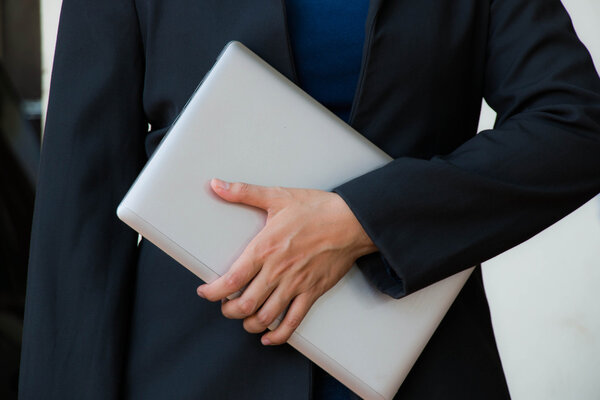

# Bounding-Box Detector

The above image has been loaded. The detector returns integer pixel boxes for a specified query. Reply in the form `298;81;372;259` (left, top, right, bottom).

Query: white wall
484;197;600;399
40;0;62;126
41;1;600;398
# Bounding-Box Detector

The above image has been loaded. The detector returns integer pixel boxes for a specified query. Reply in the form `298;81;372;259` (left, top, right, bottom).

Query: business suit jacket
19;0;600;399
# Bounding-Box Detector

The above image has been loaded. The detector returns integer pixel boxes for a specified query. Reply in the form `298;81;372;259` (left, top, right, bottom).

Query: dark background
0;0;42;398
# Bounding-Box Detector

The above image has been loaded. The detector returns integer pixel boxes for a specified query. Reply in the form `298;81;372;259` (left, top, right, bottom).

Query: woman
19;0;600;399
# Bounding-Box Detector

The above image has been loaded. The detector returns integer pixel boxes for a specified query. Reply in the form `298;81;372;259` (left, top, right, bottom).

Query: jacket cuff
333;183;406;299
354;252;405;299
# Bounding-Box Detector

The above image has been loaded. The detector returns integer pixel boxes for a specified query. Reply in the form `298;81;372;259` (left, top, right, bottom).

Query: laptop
117;41;473;400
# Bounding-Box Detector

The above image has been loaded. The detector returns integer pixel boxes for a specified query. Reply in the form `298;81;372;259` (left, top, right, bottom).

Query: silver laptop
117;41;473;400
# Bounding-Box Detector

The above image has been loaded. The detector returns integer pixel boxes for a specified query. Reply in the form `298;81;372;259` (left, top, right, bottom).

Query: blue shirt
285;0;370;123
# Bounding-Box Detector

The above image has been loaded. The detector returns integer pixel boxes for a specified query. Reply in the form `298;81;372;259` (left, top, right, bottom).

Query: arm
333;0;600;298
19;1;146;398
194;0;600;345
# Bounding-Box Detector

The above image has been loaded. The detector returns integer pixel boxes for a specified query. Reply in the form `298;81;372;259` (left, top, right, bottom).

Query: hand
196;178;377;345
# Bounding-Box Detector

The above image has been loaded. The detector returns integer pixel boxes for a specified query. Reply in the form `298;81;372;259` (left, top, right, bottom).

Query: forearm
334;0;600;298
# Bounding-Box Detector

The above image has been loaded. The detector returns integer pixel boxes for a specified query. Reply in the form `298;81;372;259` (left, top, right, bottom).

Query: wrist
330;193;378;259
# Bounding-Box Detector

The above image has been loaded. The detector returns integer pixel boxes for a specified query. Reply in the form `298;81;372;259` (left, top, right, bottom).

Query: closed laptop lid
118;41;472;400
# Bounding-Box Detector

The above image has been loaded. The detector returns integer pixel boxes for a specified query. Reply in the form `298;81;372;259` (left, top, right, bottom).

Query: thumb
210;178;273;210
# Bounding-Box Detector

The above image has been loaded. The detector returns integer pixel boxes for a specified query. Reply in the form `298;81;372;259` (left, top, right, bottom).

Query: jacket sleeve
19;1;147;398
333;0;600;298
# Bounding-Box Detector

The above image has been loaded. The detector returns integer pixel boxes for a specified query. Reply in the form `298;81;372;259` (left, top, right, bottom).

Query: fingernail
212;178;230;191
197;287;205;298
261;337;271;346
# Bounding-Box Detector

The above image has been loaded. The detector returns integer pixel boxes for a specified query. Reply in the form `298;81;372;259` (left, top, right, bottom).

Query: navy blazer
20;0;600;399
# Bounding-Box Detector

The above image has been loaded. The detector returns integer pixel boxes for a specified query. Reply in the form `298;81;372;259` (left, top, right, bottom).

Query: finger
261;292;315;345
221;268;278;319
210;178;280;211
242;285;295;334
197;250;261;301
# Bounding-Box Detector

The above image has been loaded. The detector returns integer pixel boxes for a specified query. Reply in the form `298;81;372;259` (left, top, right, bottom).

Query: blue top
285;1;369;399
285;0;370;123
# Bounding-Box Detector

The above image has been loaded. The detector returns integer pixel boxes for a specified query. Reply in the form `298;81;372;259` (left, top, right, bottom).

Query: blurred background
0;0;41;398
0;0;599;399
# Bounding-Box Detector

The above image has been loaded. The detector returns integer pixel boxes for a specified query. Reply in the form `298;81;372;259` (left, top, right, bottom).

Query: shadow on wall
0;63;40;400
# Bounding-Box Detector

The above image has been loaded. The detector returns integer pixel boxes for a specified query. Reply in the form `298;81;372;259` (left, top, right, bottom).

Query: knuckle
264;275;279;292
243;319;263;334
253;242;281;266
221;303;231;319
253;244;271;263
242;319;253;332
269;258;296;282
239;298;256;315
280;256;296;271
285;316;302;330
221;303;233;318
315;279;331;294
260;236;279;256
225;273;243;290
243;242;260;263
257;311;273;326
290;269;311;289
